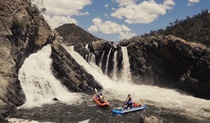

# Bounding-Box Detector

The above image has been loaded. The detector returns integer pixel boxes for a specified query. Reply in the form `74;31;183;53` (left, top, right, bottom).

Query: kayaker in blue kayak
124;94;133;109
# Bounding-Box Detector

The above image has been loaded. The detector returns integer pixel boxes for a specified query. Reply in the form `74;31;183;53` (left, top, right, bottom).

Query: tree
40;7;46;13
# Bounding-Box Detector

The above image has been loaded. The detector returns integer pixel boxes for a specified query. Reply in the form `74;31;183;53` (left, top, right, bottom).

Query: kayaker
99;95;105;103
96;92;104;103
124;94;133;109
96;92;102;100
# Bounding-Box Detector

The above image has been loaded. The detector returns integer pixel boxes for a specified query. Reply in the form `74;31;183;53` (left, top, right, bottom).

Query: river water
6;95;209;123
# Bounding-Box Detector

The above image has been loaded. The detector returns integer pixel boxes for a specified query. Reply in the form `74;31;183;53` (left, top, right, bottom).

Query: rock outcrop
0;0;55;120
50;40;103;92
127;35;210;99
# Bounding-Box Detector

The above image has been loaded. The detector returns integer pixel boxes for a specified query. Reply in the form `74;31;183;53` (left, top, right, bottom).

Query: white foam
6;118;55;123
78;119;90;123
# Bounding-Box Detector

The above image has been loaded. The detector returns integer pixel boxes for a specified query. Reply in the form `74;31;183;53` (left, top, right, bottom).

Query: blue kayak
111;104;146;114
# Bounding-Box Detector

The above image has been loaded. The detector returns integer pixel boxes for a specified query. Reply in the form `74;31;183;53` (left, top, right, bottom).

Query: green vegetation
142;9;210;46
10;17;23;37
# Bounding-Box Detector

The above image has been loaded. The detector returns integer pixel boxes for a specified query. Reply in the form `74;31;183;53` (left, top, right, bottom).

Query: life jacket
133;103;141;107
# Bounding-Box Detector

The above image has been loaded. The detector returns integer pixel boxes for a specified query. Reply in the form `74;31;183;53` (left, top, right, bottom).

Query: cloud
105;4;109;8
112;8;116;11
111;0;175;24
114;0;137;7
187;0;201;6
104;13;109;18
163;0;176;9
88;18;136;40
32;0;92;28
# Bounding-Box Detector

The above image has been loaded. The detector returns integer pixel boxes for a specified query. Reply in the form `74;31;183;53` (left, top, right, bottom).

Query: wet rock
74;43;90;59
52;98;59;101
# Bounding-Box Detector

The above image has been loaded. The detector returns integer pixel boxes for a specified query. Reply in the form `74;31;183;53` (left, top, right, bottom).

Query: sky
34;0;210;41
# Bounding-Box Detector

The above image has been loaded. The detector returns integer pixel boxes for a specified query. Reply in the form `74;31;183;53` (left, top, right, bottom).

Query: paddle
123;96;129;108
93;88;98;98
94;88;98;93
124;94;130;104
124;97;128;104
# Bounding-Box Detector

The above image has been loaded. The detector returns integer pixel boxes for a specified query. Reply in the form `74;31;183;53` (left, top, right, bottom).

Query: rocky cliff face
0;0;55;120
127;35;210;99
50;40;103;92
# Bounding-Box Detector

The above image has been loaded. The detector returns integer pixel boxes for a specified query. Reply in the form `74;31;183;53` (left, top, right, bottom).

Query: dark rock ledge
51;40;103;92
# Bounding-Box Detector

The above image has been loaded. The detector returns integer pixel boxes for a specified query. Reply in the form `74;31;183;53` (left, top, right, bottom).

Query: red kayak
93;96;110;106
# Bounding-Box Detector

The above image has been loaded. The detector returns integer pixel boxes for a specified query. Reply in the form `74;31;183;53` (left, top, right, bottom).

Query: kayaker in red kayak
93;93;109;106
96;92;105;103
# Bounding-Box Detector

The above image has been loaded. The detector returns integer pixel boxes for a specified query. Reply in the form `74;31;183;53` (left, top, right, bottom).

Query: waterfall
84;44;131;82
86;53;95;63
99;50;105;71
90;53;95;63
105;48;112;75
18;45;82;108
121;47;132;83
112;50;118;80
